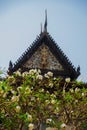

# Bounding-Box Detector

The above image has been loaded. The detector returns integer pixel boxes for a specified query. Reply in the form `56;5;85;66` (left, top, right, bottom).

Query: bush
0;69;87;130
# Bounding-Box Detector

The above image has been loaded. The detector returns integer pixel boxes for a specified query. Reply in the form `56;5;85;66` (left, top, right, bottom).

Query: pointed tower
8;11;80;80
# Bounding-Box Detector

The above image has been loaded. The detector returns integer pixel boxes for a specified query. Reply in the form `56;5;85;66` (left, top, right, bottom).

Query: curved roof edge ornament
7;60;13;75
77;65;80;75
44;9;47;32
9;60;13;69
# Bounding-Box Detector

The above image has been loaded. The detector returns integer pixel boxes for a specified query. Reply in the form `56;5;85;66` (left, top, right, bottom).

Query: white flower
29;69;38;75
22;71;29;77
61;123;66;128
36;74;43;80
44;72;53;78
70;88;74;93
54;107;59;114
46;91;49;94
56;107;59;111
46;118;52;123
49;83;53;87
26;113;32;121
11;96;19;102
40;88;44;92
75;100;78;103
15;106;21;113
51;99;55;104
25;87;31;94
53;77;56;80
28;115;32;121
44;74;49;78
71;110;73;113
37;97;40;101
11;90;15;94
45;100;49;104
37;69;41;74
29;69;35;75
15;71;21;76
28;123;34;130
75;87;80;93
65;77;71;83
7;75;14;79
17;86;22;91
47;72;53;77
51;94;56;98
82;92;85;97
31;96;35;101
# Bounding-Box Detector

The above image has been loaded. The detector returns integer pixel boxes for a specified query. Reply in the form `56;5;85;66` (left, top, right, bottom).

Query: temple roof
8;30;80;80
8;10;80;79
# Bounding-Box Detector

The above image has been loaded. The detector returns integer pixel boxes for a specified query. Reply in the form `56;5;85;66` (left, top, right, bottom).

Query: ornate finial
44;9;47;32
41;23;42;34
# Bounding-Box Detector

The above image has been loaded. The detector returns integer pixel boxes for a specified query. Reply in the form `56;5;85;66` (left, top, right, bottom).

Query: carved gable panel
23;43;64;70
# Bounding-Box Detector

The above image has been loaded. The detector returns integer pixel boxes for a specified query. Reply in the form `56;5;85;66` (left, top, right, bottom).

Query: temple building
8;11;80;80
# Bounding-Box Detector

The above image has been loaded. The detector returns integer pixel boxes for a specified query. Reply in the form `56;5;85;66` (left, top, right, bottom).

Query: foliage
0;69;87;130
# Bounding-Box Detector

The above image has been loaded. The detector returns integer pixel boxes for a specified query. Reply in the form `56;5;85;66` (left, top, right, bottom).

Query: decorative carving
23;44;64;71
41;45;48;68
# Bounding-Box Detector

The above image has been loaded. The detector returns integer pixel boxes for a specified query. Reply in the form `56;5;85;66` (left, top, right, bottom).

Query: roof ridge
47;32;77;72
13;34;42;68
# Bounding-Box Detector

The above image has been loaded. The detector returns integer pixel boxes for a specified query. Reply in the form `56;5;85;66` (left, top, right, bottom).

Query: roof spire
44;9;47;32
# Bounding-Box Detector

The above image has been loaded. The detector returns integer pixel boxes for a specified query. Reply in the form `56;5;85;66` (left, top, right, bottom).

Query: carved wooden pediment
23;43;64;71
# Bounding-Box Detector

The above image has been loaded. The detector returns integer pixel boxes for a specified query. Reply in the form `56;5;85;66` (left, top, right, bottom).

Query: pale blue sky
0;0;87;81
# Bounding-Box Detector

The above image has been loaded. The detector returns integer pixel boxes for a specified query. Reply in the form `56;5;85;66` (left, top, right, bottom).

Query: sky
0;0;87;81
